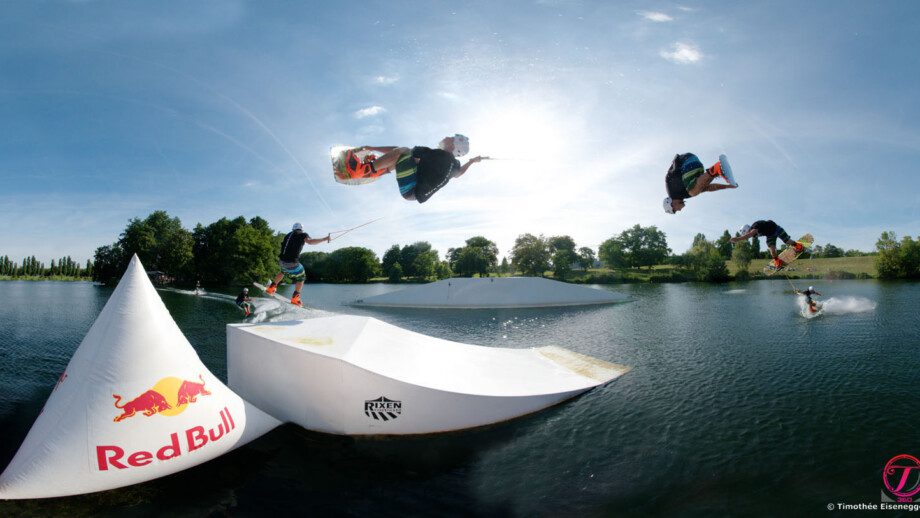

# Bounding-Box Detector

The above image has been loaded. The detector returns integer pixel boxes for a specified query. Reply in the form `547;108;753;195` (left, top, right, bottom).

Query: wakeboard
718;154;738;187
764;233;814;275
332;145;386;185
253;282;308;309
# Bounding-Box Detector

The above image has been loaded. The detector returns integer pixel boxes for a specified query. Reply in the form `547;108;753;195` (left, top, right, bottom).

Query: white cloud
660;42;702;64
373;75;398;85
354;105;386;119
638;11;673;22
677;6;695;12
437;91;459;101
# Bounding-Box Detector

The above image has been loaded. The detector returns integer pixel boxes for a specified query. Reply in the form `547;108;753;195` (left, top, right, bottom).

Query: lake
0;279;916;516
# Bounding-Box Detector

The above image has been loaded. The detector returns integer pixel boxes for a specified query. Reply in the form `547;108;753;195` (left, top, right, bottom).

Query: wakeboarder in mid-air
730;220;806;270
333;134;485;203
264;223;330;307
663;153;738;214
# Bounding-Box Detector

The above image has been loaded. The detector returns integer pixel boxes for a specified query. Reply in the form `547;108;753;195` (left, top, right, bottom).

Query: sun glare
469;104;568;163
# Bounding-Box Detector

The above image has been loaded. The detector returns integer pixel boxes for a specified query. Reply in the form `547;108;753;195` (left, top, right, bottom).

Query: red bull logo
112;374;211;423
96;407;236;471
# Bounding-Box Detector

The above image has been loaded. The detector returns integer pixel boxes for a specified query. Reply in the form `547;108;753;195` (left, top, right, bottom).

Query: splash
725;289;747;294
820;296;877;315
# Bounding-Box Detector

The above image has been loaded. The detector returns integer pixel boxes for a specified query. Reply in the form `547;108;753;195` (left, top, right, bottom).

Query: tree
388;262;403;283
547;235;577;254
435;261;452;280
686;239;730;282
499;257;510;275
381;245;402;278
598;238;627;270
602;225;670;269
876;232;920;279
326;247;380;282
299;252;330;282
576;247;596;271
193;216;277;285
93;244;127;284
510;233;551;276
822;243;844;258
412;250;439;280
119;211;194;277
552;248;576;280
731;234;755;273
715;230;733;259
448;236;498;277
400;242;432;278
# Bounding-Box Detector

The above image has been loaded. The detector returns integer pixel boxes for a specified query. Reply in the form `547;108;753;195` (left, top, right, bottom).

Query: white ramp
0;256;281;500
351;277;628;308
228;316;630;435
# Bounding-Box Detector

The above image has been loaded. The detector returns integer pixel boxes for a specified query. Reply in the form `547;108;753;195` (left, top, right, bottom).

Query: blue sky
1;1;918;264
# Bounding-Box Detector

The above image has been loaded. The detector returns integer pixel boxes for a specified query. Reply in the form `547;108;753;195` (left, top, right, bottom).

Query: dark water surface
0;280;916;516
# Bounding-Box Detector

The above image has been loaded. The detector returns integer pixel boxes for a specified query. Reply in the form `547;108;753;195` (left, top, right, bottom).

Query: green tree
686;239;730;282
510;233;551;276
193;216;277;285
731;234;755;273
299;251;330;282
552;248;576;280
499;257;510;275
435;261;452;280
449;236;498;277
598;238;627;270
388;262;403;283
381;245;401;277
875;231;920;279
412;250;439;280
547;235;577;254
822;243;844;258
93;244;127;284
715;230;733;259
400;242;432;278
325;247;379;282
603;225;670;269
119;211;194;277
576;247;596;271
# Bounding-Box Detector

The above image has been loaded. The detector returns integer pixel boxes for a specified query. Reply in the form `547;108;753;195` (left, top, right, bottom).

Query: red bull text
96;406;236;471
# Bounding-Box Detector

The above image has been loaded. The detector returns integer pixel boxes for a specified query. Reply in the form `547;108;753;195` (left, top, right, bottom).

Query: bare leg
768;245;778;259
371;147;410;175
294;280;304;293
272;272;284;285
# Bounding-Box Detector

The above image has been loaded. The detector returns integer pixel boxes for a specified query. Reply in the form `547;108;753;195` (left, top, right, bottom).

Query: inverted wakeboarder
265;223;330;307
730;220;805;270
341;134;485;203
663;153;738;214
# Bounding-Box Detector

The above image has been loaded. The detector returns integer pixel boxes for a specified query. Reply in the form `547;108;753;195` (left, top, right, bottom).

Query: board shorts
765;227;791;248
678;154;705;192
278;260;305;282
395;152;419;199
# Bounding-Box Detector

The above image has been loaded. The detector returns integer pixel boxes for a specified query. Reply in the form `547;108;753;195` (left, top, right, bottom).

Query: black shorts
765;227;791;248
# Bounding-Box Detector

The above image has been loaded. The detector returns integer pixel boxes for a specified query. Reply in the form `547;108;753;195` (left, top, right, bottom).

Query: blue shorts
279;260;305;282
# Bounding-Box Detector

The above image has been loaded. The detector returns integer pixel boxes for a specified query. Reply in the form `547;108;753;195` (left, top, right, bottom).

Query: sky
1;0;919;264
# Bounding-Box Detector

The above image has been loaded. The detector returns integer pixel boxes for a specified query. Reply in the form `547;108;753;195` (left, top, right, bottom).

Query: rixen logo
364;396;402;421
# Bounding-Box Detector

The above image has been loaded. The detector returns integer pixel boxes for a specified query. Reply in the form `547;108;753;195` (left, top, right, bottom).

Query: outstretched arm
361;146;401;153
306;234;331;245
702;183;737;193
452;156;484;178
730;230;758;243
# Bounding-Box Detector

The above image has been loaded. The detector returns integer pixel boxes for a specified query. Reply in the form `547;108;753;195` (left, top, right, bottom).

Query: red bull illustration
113;390;172;422
177;374;211;405
112;374;211;423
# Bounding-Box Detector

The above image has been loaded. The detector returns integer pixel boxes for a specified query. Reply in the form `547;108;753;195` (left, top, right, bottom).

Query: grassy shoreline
0;275;93;282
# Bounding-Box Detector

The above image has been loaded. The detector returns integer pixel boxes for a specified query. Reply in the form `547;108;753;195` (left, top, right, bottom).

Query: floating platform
227;315;631;435
351;277;628;309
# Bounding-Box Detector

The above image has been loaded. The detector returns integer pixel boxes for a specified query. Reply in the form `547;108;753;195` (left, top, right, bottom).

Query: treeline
0;255;93;279
875;231;920;279
93;211;279;285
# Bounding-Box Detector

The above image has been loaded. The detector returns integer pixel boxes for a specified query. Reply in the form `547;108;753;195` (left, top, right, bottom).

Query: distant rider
795;286;822;312
350;134;484;203
265;223;330;307
236;287;253;317
730;220;805;270
663;153;737;214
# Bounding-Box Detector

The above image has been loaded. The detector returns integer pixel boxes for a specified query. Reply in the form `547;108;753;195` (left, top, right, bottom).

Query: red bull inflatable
0;256;280;499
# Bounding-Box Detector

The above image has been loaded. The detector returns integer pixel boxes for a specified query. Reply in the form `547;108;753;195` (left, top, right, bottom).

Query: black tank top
279;231;309;261
665;154;691;200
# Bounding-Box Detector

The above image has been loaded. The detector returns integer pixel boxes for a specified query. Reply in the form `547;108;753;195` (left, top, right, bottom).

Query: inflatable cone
0;255;281;499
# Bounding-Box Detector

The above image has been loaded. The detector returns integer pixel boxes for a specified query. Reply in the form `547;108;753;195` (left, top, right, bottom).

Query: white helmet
440;134;469;157
663;197;675;214
292;222;303;231
808;286;814;292
739;224;751;235
243;287;249;293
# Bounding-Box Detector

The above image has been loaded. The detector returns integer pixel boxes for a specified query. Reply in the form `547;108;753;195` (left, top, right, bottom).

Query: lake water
0;279;916;516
